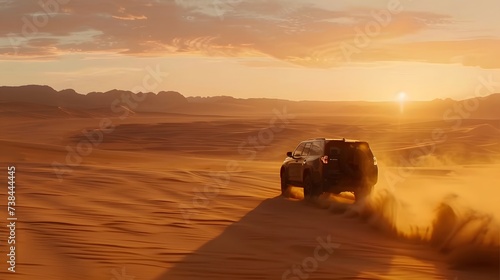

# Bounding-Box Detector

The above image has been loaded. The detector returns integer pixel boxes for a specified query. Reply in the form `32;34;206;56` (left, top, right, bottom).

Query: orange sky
0;0;499;101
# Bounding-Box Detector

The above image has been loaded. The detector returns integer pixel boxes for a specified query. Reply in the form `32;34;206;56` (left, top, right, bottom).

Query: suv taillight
321;155;329;164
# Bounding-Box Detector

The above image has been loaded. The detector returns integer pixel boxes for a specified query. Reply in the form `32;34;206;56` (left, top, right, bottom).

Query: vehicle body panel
281;138;378;194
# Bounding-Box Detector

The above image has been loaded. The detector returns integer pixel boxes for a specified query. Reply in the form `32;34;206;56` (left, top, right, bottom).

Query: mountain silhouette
0;85;499;119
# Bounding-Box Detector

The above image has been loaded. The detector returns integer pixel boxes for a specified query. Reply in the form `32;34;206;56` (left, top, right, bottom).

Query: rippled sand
0;105;499;280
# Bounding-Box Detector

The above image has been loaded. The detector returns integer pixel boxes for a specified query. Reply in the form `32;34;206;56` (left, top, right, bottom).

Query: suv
280;138;378;201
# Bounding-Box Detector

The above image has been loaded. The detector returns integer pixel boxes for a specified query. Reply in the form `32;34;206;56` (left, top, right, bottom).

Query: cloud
0;0;499;69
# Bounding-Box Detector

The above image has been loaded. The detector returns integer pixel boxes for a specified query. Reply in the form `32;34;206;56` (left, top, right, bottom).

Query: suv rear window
326;141;373;162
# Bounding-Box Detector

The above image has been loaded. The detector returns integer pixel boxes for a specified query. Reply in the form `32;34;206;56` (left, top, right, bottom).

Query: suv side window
302;142;312;156
293;143;306;157
309;141;322;156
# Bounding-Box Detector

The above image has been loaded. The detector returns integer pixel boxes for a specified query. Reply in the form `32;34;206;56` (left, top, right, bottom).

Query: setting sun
398;92;407;102
397;91;407;113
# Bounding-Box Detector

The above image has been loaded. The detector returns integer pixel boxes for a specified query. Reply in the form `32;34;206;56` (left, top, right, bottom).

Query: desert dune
0;91;499;280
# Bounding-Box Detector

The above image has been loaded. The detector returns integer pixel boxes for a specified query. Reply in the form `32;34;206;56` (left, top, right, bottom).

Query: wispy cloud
1;0;499;68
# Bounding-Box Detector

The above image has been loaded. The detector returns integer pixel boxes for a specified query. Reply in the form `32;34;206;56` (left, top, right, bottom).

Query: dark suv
280;138;378;201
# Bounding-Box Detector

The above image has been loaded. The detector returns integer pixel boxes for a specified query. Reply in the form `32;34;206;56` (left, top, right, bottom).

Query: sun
397;91;407;113
398;91;407;102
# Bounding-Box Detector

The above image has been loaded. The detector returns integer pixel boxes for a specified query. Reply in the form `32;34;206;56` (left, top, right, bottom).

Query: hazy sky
1;0;499;101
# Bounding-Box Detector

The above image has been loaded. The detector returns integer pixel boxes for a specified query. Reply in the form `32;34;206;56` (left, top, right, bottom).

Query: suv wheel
354;184;373;202
303;174;321;199
280;170;289;196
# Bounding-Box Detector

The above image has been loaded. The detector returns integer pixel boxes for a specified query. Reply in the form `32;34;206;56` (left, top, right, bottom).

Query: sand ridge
0;100;498;280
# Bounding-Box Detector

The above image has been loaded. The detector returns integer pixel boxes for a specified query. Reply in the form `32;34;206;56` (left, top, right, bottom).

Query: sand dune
0;101;498;280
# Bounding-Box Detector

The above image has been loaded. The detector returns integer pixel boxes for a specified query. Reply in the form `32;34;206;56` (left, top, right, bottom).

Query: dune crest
0;96;498;279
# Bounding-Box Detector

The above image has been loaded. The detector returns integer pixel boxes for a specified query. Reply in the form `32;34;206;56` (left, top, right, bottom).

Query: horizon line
0;84;498;103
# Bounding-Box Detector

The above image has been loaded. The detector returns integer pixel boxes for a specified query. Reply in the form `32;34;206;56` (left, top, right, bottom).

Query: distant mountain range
0;85;188;111
0;85;499;119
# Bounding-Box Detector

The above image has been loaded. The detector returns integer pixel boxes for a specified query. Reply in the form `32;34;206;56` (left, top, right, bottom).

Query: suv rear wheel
303;174;322;199
354;184;373;202
280;170;289;196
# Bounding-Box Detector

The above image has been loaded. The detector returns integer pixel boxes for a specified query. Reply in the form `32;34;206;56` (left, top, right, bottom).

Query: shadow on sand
155;196;457;280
